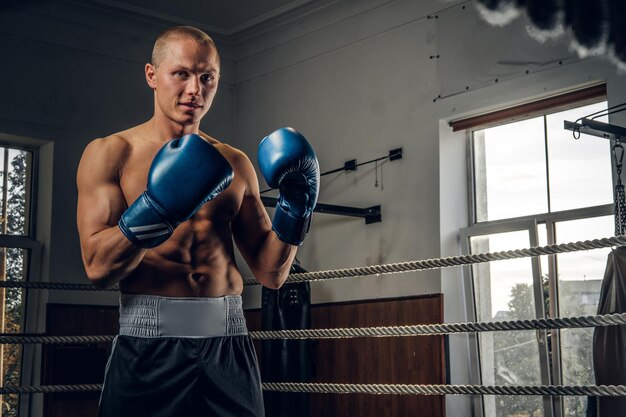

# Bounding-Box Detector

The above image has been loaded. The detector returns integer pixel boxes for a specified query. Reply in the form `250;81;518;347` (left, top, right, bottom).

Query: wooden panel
245;294;445;417
449;83;606;132
45;304;119;336
42;304;119;417
42;296;445;417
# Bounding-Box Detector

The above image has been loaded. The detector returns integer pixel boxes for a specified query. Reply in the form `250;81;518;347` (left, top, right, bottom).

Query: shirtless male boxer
76;26;320;417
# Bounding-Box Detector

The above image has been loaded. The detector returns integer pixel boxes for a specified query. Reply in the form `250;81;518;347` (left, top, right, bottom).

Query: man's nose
186;76;201;96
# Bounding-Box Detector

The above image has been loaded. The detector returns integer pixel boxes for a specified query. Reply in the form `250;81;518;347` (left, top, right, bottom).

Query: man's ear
145;63;157;89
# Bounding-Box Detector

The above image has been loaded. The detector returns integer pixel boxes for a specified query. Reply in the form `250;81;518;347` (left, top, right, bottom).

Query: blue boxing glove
119;134;233;248
258;127;320;246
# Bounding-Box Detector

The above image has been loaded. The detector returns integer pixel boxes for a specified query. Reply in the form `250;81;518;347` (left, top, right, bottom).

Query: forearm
81;226;147;288
249;231;297;289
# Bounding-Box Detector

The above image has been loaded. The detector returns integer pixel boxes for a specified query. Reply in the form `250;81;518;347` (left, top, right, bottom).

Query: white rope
0;384;102;394
4;382;625;397
0;334;115;344
249;312;626;340
243;235;626;285
0;281;118;291
1;236;621;291
262;382;626;396
1;312;624;345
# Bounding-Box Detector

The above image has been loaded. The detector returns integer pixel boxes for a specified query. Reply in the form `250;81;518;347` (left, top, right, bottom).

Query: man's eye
201;74;214;83
175;71;188;78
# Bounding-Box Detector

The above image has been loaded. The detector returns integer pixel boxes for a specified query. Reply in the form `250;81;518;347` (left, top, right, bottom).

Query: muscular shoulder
199;133;252;169
86;134;131;158
199;133;259;192
221;144;253;170
78;132;133;184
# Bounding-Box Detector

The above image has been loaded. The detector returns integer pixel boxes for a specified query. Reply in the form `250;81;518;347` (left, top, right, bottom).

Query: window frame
0;140;40;240
0;141;42;417
467;96;610;225
460;220;552;417
460;88;613;417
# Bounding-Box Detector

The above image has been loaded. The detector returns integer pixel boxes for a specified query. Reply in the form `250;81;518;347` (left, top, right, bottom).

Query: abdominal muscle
119;218;244;297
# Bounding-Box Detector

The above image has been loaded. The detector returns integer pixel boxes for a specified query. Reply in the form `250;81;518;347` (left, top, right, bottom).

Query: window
458;86;612;417
0;145;39;417
472;102;612;221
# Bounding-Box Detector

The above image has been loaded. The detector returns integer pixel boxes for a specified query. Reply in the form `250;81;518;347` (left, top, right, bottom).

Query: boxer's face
146;38;220;127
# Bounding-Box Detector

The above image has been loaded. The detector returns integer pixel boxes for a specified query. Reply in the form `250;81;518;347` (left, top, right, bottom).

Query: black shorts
98;295;264;417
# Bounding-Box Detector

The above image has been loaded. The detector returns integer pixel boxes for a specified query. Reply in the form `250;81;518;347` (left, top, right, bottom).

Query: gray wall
228;1;626;415
231;0;626;310
235;0;446;307
0;2;236;307
2;1;626;416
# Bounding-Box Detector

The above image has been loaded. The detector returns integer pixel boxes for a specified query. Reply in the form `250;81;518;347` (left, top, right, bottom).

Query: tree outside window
0;148;33;417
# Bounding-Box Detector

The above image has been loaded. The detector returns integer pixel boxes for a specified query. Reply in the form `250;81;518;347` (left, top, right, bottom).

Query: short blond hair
151;26;220;68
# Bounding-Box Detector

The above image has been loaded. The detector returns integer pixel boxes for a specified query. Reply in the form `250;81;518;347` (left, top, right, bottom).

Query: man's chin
180;108;207;122
175;113;201;126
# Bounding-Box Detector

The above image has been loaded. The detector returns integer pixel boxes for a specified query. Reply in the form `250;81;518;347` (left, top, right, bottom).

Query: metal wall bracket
261;197;382;224
259;148;400;225
564;119;626;142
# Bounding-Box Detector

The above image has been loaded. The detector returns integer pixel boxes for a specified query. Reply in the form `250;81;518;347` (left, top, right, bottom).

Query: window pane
1;247;28;417
473;117;548;222
470;231;543;417
0;148;33;236
547;102;611;212
555;216;612;416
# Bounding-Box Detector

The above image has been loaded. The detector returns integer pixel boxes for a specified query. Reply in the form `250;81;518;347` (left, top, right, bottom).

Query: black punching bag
261;263;312;417
593;247;626;416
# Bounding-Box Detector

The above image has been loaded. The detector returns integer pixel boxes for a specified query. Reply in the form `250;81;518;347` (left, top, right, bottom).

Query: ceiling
81;0;319;36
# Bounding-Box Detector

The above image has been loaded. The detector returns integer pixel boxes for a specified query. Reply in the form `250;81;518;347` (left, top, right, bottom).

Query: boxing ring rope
2;235;625;397
0;281;118;291
1;382;626;397
250;312;626;339
0;235;622;291
261;382;626;397
0;335;115;344
242;235;626;285
1;312;625;344
2;312;626;396
0;385;103;395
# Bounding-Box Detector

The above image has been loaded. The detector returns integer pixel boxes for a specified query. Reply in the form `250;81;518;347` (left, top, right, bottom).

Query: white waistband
118;294;247;338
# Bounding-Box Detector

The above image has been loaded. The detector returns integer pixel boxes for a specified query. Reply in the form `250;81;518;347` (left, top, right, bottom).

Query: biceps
77;182;127;238
233;195;272;253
